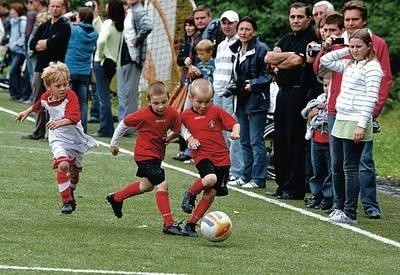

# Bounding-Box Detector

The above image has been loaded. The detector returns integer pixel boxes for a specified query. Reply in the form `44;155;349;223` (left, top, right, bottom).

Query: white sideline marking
0;265;184;275
1;103;400;274
0;145;129;156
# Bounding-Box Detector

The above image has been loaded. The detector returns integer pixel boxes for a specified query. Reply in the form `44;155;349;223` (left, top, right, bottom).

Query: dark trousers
31;72;47;138
274;86;306;195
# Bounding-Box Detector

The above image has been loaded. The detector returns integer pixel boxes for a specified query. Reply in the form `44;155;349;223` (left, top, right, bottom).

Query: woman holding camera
228;16;271;188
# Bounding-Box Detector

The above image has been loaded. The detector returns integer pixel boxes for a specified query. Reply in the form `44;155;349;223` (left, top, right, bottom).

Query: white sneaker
183;158;194;164
227;178;246;186
329;210;357;225
241;180;262;189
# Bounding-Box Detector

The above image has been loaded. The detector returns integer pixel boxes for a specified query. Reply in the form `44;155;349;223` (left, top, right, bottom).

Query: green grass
1;90;400;274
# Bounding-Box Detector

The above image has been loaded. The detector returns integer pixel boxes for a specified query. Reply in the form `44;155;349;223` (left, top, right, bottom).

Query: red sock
114;181;142;202
70;173;79;200
188;178;204;196
188;196;213;224
155;191;174;227
57;171;73;203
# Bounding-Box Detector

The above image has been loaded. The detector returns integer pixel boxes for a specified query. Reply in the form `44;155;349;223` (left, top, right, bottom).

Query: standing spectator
192;4;212;65
23;0;70;140
65;7;98;133
180;79;240;237
0;0;10;47
230;16;271;189
212;10;243;184
16;62;98;214
264;2;316;199
321;28;383;224
314;0;392;218
172;15;198;162
117;0;152;132
312;1;335;26
8;3;27;102
93;0;125;137
106;81;183;236
187;39;215;83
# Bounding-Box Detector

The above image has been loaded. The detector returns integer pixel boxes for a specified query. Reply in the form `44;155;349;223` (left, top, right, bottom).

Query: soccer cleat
182;222;198;237
181;191;196;214
61;200;76;214
163;221;184;236
106;193;123;218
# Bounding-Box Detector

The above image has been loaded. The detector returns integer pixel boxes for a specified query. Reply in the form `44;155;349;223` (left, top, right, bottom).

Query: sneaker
227;178;246;186
106;193;123;218
163;221;183;236
182;222;198;237
366;210;381;219
241;180;265;189
183;158;194;164
227;175;237;185
181;191;196;214
319;200;333;211
306;197;322;208
329;210;357;225
61;200;76;214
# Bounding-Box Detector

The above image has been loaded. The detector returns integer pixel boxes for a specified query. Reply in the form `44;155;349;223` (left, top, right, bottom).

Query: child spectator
301;74;333;210
180;79;240;237
16;62;98;214
187;38;215;83
106;81;183;236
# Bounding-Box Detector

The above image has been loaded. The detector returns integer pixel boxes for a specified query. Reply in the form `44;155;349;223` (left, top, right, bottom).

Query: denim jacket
230;36;272;114
9;16;26;54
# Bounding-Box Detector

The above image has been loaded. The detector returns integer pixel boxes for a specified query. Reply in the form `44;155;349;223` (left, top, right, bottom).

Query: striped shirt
320;47;383;129
213;35;239;96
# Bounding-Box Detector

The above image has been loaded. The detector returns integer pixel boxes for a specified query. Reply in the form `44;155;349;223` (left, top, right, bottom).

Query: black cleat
163;221;183;236
182;222;198;237
106;193;123;218
181;191;196;214
61;200;76;214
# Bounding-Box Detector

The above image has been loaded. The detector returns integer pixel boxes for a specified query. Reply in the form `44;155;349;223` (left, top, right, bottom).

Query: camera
332;37;345;45
307;42;322;57
222;82;239;98
70;14;76;22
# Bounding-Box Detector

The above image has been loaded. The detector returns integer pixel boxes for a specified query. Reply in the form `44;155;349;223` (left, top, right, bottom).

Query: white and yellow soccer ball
200;211;232;242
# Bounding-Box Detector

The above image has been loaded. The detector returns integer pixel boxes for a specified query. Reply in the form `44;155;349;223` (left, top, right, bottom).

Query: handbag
169;80;189;114
101;58;117;79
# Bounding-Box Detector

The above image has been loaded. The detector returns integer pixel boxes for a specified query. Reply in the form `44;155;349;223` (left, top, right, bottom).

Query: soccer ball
200;211;232;242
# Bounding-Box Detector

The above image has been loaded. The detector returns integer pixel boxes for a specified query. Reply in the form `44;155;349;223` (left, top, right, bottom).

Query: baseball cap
220;10;239;22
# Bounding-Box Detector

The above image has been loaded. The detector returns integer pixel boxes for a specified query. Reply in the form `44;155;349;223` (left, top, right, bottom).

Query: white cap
220;10;239;22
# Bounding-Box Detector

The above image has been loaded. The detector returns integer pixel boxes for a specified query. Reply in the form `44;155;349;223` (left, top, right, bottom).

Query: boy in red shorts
180;78;240;237
106;81;183;236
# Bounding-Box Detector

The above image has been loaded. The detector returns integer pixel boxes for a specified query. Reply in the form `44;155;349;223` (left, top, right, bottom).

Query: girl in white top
320;28;383;224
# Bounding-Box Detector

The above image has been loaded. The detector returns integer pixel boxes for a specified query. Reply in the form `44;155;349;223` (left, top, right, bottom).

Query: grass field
1;90;400;274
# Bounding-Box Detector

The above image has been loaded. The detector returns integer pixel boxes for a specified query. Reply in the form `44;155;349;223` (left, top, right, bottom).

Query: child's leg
155;181;174;227
69;165;80;200
188;188;216;224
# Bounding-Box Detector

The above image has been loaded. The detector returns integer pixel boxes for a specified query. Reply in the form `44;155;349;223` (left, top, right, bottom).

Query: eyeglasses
28;1;34;4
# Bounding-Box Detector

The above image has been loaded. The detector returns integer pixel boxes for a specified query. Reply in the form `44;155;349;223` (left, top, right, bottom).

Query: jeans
93;61;114;137
236;107;267;186
9;51;25;100
213;94;243;179
70;74;90;133
309;140;332;201
331;135;364;220
360;140;380;213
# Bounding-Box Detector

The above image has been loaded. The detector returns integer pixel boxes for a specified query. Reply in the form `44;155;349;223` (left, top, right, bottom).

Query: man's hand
354;126;365;144
35;39;47;51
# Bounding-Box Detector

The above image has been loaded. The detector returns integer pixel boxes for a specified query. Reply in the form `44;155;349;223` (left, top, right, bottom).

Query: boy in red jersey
180;78;240;237
106;81;183;236
16;62;98;214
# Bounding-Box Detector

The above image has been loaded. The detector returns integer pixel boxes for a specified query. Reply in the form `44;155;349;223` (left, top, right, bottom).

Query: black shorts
136;159;165;186
196;159;230;197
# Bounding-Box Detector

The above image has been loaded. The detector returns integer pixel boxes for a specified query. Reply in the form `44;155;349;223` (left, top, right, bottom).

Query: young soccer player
106;81;183;236
15;62;98;214
180;78;240;237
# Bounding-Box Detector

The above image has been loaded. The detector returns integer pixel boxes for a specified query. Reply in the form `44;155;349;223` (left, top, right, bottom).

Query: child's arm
230;123;240;140
164;131;180;144
110;121;129;156
15;106;34;122
181;124;200;150
46;118;74;130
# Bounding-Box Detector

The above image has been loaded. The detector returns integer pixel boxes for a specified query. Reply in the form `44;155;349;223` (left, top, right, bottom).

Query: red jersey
123;106;180;161
181;105;237;166
32;89;81;123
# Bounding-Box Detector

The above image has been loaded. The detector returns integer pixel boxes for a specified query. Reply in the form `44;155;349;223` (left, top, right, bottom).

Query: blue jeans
93;61;114;137
236;107;267;186
309;140;332;201
70;74;90;133
9;51;25;100
213;94;243;179
360;140;380;213
331;135;364;220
